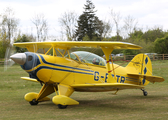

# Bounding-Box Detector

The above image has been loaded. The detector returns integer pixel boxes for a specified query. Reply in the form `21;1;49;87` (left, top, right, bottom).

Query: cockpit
66;51;106;66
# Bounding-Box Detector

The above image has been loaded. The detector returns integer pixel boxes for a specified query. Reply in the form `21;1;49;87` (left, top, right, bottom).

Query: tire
58;104;68;109
143;91;148;96
29;99;39;105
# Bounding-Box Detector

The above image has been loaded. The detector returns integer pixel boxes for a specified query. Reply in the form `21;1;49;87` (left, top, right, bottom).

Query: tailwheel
58;104;68;109
143;91;148;96
29;99;39;105
141;89;148;96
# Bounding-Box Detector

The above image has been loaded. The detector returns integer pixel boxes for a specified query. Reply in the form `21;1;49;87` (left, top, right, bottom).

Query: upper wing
13;41;142;51
127;73;164;83
71;83;144;92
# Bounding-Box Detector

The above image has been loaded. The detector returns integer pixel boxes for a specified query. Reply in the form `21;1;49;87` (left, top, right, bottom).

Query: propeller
4;36;38;71
4;43;15;71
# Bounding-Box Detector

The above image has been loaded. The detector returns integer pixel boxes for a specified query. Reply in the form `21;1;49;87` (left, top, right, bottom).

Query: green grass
0;61;168;120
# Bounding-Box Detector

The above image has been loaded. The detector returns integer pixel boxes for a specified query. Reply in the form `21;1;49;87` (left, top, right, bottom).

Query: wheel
141;89;148;96
58;104;68;109
143;91;148;96
29;99;39;105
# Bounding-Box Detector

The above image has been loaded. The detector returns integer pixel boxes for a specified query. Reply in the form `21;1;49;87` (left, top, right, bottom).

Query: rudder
126;54;152;85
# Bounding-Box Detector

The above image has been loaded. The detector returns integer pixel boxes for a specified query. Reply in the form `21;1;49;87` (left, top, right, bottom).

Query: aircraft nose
10;53;26;65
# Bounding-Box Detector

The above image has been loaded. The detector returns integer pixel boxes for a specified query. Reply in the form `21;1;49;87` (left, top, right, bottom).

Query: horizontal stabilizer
71;83;144;92
21;77;39;82
127;73;164;83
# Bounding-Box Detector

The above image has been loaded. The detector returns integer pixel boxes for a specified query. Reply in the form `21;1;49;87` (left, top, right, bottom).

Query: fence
154;54;168;60
0;59;4;65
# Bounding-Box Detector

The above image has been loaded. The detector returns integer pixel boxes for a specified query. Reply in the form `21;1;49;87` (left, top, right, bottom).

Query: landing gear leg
141;89;148;96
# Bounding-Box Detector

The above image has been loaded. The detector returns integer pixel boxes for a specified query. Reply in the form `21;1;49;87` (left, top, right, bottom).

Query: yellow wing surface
21;77;39;82
71;83;144;92
127;73;164;83
13;41;142;51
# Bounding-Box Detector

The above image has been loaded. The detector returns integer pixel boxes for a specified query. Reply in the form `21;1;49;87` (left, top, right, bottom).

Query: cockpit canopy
67;51;106;66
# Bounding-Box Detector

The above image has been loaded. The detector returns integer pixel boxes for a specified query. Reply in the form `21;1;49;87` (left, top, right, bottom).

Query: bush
154;35;168;54
14;34;31;53
0;40;10;58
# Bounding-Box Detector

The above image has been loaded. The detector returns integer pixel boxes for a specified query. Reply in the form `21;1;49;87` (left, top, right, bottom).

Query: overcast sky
0;0;168;39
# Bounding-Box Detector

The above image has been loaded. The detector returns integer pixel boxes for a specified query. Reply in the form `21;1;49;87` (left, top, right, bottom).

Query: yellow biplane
10;41;164;109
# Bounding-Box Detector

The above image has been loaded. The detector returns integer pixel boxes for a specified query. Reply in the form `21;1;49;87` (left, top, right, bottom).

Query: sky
0;0;168;40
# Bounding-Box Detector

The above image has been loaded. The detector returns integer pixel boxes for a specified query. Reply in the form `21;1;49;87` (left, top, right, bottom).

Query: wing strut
110;55;116;80
101;47;116;83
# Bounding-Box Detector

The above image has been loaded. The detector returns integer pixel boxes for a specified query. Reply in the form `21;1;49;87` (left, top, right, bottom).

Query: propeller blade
4;46;15;71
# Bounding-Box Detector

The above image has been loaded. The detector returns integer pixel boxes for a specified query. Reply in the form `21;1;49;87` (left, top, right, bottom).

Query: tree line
1;0;168;58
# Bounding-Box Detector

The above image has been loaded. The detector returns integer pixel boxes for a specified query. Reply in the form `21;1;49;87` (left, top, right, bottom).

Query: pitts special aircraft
10;41;164;109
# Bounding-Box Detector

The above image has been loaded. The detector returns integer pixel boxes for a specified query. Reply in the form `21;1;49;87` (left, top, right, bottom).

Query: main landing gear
58;104;68;109
29;99;39;105
29;99;68;109
141;89;148;96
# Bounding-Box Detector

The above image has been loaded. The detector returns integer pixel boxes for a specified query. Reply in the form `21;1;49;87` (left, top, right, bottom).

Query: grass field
0;60;168;120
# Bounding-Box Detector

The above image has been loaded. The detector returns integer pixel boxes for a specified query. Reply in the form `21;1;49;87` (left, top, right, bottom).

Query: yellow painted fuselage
24;53;149;92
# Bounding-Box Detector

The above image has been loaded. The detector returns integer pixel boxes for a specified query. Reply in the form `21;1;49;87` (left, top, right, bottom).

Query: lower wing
21;77;39;82
71;83;144;92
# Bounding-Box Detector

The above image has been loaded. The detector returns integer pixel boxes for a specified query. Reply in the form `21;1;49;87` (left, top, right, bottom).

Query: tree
59;11;78;41
0;29;10;58
0;40;10;58
110;9;122;41
14;34;31;52
94;18;104;40
101;20;112;38
123;49;140;55
1;7;19;45
123;15;138;38
31;13;48;42
128;29;143;39
142;26;165;43
154;35;168;54
75;0;103;41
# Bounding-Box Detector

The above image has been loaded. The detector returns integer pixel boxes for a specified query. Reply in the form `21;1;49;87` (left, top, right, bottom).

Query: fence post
153;54;155;60
163;54;164;60
124;55;126;61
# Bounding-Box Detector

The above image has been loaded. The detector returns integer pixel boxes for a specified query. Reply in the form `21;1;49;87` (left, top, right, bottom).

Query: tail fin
126;54;152;85
126;54;152;75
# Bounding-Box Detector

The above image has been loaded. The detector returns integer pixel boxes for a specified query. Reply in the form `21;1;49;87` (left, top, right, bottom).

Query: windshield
68;51;106;66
